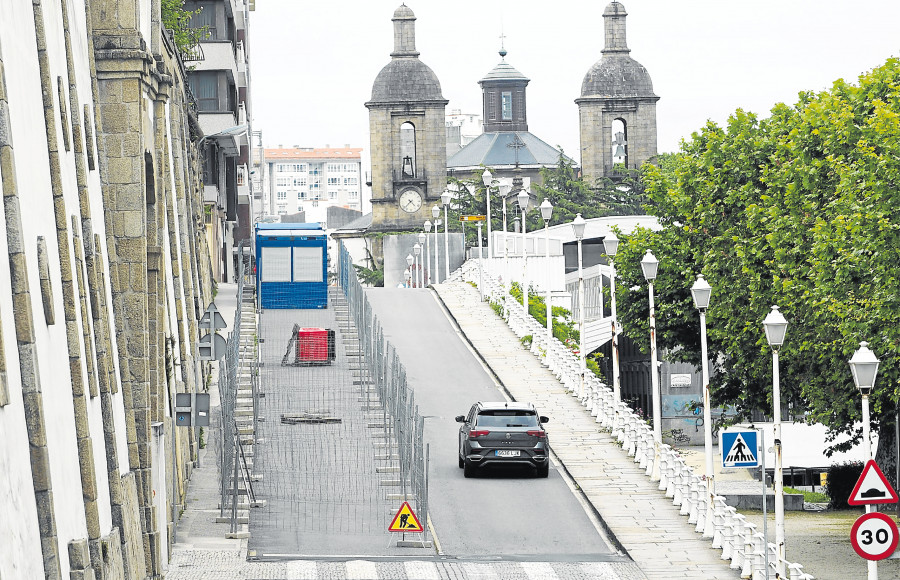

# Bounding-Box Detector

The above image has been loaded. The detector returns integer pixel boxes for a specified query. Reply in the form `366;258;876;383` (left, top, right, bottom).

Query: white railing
454;259;814;580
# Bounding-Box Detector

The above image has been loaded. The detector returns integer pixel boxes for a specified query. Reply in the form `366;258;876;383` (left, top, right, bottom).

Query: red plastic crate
296;328;330;363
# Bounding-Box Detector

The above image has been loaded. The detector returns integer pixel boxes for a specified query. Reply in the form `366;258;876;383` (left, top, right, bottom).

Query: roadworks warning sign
388;501;423;533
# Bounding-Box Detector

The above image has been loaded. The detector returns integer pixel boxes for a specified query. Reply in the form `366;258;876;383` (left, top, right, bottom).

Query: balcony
236;41;247;87
193;41;237;84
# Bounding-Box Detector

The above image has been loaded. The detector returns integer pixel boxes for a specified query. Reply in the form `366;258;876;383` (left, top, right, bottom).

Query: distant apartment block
446;109;483;157
263;147;366;228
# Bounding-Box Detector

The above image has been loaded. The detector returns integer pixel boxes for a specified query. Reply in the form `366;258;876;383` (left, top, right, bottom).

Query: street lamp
518;188;530;313
603;231;621;430
641;250;661;446
691;274;714;537
572;213;587;400
418;232;427;287
442;189;452;280
763;305;788;578
432;205;441;282
481;169;495;260
540;199;553;349
413;243;422;288
423;223;431;286
406;254;414;289
850;341;880;580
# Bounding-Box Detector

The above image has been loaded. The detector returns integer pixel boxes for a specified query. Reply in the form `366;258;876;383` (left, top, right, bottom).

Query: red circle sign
851;512;899;561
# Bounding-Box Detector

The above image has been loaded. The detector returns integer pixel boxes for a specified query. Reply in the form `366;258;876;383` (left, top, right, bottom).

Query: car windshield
476;411;539;427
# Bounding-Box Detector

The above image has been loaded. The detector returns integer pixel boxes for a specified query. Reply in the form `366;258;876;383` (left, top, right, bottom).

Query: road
365;288;618;561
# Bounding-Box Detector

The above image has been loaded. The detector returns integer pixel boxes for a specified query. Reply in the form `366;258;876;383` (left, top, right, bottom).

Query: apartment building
185;0;254;282
264;147;365;228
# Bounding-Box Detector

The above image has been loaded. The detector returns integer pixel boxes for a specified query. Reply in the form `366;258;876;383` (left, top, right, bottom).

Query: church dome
479;60;529;83
369;59;445;103
393;4;415;19
580;54;656;98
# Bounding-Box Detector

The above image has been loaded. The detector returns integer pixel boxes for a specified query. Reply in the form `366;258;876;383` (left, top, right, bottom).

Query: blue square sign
721;429;759;468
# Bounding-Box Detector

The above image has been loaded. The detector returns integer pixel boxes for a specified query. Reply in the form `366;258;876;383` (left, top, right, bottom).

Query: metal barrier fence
339;241;429;533
218;240;257;533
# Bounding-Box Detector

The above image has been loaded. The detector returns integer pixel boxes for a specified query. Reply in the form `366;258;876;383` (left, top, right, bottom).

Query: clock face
399;189;423;213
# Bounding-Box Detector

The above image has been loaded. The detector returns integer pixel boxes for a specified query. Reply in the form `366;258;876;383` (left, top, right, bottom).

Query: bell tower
366;4;449;230
576;1;659;182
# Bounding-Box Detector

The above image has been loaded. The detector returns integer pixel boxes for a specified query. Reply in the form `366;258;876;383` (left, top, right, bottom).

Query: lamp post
517;188;530;313
432;206;441;283
603;231;621;431
850;341;881;580
691;274;714;537
641;250;661;444
540;199;553;349
572;214;587;400
423;223;431;285
763;305;789;578
418;232;427;286
481;169;495;260
476;220;484;301
413;243;422;288
442;189;451;280
405;254;414;288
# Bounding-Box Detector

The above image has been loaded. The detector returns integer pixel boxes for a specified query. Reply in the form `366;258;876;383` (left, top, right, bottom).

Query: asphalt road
366;288;618;561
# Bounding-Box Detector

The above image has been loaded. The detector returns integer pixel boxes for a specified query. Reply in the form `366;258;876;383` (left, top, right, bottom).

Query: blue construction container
255;223;328;309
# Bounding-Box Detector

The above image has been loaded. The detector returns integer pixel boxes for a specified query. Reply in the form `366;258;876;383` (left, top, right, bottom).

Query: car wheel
463;461;475;478
458;454;464;468
536;463;549;478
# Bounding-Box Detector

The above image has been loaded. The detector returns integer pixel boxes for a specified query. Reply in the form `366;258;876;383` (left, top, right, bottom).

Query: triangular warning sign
388;501;423;533
849;459;899;506
724;433;757;467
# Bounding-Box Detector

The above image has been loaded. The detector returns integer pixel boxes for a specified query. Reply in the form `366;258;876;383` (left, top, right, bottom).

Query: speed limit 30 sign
850;512;899;561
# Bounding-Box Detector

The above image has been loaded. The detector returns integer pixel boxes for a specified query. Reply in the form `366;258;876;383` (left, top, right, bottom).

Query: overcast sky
251;0;900;167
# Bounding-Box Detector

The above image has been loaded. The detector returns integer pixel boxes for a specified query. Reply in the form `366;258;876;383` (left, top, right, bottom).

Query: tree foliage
613;58;900;464
161;0;206;57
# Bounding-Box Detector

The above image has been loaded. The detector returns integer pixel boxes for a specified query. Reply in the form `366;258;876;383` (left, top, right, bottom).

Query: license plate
495;450;520;457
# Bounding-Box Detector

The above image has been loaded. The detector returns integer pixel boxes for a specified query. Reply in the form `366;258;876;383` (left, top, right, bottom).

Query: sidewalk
432;281;743;580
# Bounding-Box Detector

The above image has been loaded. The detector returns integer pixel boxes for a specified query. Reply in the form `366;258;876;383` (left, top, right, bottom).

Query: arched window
400;122;416;178
611;119;627;168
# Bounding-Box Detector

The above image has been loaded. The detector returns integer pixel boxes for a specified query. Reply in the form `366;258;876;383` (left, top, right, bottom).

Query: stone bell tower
366;4;449;231
576;1;659;182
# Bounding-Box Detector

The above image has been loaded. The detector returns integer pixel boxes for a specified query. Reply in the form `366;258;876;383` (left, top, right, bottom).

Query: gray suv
456;401;550;478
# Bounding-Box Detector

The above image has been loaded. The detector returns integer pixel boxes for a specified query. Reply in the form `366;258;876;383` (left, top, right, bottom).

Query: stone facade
0;0;215;578
366;5;448;232
577;1;659;183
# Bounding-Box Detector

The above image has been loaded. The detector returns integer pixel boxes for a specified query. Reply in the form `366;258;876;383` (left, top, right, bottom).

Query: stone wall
577;97;658;184
0;0;213;577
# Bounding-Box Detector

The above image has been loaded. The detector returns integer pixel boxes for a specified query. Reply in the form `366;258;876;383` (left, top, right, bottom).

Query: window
299;191;306;199
611;119;627;166
294;177;306;187
188;2;217;40
327;177;340;186
487;91;496;120
501;92;512;121
349;189;359;199
277;191;286;200
189;71;218;111
400;122;416;178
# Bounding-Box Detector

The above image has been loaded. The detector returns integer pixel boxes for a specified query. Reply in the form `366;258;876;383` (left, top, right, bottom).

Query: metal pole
434;230;439;286
503;199;509;310
650;281;661;442
414;253;419;288
577;237;585;400
862;394;878;580
477;221;484;302
762;428;769;579
425;232;431;286
544;219;552;348
700;308;715;537
486;185;493;260
444;205;450;280
773;348;785;578
521;210;528;312
610;258;621;432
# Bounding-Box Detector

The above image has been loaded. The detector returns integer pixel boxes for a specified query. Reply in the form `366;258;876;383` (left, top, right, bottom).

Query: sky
250;0;900;169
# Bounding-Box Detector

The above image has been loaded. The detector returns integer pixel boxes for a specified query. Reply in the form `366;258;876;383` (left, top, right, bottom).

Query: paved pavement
171;279;890;579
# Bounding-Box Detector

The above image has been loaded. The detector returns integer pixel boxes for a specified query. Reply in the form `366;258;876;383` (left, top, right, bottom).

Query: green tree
161;0;206;57
613;58;900;480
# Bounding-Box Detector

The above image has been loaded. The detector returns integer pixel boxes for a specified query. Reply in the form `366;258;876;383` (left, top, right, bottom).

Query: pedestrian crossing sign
388;501;423;533
721;429;760;468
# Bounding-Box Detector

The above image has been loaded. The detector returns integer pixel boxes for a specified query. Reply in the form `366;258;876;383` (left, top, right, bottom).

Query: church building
447;47;570;186
577;1;659;183
365;4;448;231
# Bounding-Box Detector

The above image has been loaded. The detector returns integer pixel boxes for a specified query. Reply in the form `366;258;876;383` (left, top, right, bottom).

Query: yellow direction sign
459;215;486;222
388;501;423;533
